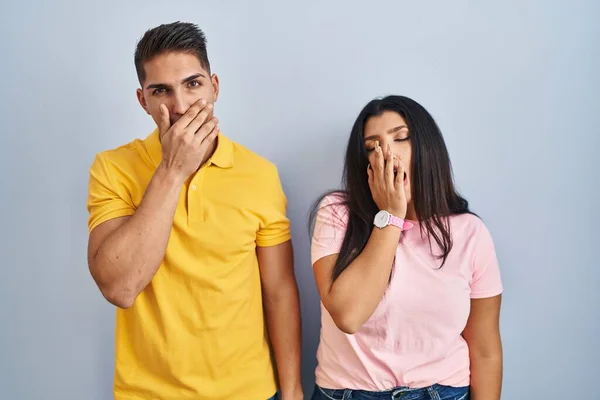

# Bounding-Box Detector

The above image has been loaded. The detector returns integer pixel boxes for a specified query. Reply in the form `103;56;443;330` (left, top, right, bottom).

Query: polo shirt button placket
188;169;206;225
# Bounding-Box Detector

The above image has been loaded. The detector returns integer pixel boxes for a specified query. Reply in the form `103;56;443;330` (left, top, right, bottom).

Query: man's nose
171;92;188;116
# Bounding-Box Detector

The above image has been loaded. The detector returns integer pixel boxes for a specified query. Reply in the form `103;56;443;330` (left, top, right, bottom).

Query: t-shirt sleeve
310;194;349;265
256;164;291;247
470;220;503;299
86;153;135;233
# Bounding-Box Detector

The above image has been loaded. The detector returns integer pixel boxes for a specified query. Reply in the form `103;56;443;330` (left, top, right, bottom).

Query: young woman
309;95;503;400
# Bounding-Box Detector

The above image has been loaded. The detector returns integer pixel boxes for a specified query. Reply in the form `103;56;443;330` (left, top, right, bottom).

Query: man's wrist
280;386;303;400
155;163;186;188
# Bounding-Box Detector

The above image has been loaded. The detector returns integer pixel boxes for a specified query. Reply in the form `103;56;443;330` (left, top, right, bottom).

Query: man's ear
211;73;220;102
136;88;150;115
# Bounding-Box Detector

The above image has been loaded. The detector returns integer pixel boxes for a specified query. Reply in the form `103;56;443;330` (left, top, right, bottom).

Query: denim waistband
314;383;469;400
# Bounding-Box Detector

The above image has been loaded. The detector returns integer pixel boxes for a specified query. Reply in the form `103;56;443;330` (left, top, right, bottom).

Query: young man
86;22;303;400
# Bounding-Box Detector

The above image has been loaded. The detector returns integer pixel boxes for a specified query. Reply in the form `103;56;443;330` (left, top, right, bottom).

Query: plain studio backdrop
1;1;598;399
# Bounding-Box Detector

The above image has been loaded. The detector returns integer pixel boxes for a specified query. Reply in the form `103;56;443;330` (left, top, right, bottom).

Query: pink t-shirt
310;194;503;390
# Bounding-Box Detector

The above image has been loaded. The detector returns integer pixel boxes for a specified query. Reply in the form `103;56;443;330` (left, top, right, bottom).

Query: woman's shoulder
319;191;346;206
315;191;349;213
449;212;493;241
312;191;350;228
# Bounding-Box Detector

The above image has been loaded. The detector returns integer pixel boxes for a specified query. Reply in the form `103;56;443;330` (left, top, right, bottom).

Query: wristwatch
373;210;413;231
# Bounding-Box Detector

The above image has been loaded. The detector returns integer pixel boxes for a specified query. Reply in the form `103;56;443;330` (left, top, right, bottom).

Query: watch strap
389;214;414;231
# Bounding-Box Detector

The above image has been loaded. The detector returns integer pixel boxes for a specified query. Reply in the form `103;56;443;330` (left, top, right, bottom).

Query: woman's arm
313;224;403;334
462;295;503;400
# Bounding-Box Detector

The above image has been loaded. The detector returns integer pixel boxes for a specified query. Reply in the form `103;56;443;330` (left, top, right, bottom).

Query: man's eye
188;80;201;87
152;88;167;95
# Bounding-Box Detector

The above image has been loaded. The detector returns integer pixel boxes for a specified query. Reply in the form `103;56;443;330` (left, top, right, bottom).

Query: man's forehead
143;53;208;83
146;70;206;82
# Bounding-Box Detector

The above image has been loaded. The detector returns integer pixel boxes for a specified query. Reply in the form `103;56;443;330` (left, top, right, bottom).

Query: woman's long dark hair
309;95;473;282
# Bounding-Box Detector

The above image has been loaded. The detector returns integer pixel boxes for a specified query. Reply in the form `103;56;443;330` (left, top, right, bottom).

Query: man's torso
87;130;290;399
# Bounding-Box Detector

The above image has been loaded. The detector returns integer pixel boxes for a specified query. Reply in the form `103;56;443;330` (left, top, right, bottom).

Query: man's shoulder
229;137;278;173
90;135;152;173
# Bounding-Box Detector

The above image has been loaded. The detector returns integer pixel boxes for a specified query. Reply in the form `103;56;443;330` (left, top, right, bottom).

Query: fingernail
201;99;207;105
208;103;213;109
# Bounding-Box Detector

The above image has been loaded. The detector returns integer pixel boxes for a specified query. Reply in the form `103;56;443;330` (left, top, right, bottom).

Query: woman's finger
373;141;385;185
385;145;395;189
395;159;406;199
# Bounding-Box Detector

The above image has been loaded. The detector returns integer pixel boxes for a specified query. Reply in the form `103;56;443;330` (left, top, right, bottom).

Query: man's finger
198;123;220;150
173;98;206;130
186;104;213;135
193;117;218;146
158;104;170;137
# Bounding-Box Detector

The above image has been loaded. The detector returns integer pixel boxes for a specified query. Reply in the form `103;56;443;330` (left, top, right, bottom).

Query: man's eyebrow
145;82;170;90
145;73;207;90
181;73;205;83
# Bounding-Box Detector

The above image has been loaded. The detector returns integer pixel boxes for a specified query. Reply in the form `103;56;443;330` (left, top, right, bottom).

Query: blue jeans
311;384;469;400
267;393;280;400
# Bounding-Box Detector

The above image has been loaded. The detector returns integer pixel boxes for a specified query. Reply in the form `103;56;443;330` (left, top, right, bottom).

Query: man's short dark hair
134;21;211;85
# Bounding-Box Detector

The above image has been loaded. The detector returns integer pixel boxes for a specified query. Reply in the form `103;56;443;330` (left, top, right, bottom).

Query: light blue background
1;1;598;399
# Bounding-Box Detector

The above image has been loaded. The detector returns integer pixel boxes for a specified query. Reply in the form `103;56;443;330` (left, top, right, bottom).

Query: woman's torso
311;196;502;391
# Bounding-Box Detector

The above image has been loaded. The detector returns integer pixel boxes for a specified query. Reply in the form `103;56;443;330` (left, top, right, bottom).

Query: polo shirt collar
144;128;234;169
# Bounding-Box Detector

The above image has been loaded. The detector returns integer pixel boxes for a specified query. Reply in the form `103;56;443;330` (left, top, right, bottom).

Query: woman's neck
405;202;417;221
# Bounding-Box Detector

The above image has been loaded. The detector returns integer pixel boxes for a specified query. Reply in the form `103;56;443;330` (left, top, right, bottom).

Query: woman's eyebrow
364;125;407;141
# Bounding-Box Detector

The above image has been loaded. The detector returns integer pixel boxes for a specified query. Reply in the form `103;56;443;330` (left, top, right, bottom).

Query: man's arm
257;240;303;400
462;295;503;400
87;166;182;308
87;99;218;308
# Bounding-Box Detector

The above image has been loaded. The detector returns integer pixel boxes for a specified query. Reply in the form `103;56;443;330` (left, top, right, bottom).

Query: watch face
374;210;390;228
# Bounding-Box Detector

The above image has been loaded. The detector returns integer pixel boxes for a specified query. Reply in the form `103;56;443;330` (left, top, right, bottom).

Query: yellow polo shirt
86;129;291;400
